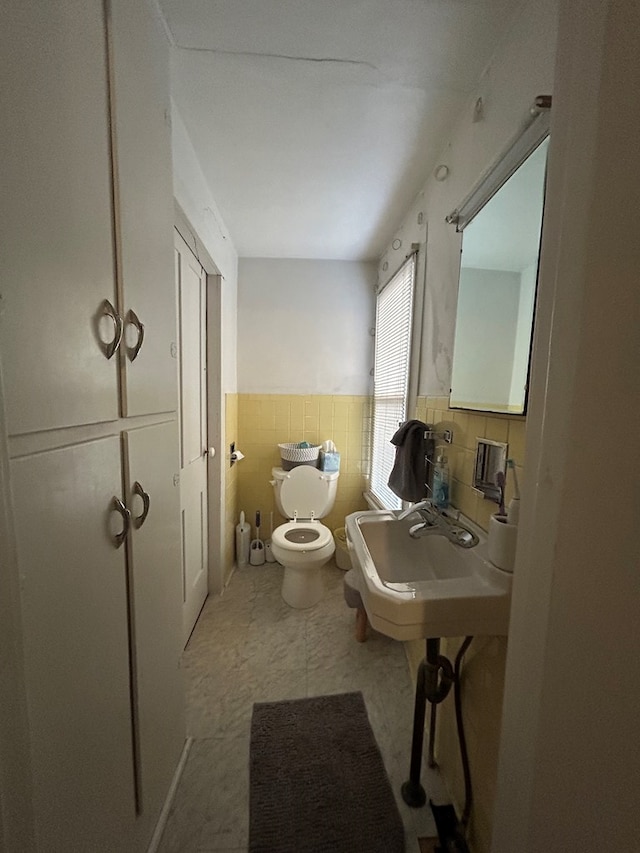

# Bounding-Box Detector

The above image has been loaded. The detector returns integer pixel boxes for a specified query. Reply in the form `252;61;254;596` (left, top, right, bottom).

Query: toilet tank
271;466;339;519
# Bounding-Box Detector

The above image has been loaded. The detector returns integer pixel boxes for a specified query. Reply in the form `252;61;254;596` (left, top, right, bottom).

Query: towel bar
397;422;453;444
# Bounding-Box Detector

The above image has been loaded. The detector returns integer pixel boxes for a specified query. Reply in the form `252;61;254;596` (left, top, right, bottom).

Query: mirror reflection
450;136;549;414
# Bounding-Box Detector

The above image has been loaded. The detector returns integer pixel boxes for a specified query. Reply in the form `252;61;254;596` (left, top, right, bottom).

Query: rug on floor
249;691;405;853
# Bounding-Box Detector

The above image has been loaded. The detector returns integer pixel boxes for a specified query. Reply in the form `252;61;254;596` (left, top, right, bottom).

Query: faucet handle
397;499;433;520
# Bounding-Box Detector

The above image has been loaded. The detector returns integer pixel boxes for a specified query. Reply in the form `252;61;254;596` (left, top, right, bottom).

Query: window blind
370;255;416;509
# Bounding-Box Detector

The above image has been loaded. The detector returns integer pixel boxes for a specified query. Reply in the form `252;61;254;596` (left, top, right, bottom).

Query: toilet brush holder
488;514;518;573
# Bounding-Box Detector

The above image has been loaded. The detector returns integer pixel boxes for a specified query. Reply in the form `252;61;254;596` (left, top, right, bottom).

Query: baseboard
146;737;194;853
220;563;239;595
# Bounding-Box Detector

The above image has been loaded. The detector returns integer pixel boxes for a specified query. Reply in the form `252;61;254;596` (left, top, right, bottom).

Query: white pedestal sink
346;507;514;817
345;509;512;640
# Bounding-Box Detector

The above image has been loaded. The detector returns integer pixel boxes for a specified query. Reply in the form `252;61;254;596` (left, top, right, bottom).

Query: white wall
171;103;238;393
450;267;520;407
237;259;376;395
379;0;558;398
508;261;537;406
493;0;640;849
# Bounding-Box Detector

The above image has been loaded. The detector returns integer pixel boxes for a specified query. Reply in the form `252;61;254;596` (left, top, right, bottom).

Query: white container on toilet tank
270;466;339;608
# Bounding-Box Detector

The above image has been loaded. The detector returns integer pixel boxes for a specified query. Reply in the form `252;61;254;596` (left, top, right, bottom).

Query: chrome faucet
396;499;435;520
397;500;443;535
397;500;479;548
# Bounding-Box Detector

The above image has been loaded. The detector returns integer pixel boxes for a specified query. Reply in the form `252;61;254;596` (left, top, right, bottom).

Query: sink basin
345;509;512;640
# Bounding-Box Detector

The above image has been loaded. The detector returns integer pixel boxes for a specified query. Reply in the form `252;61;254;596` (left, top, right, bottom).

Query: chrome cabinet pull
111;496;131;548
126;309;145;362
101;299;123;360
132;480;150;529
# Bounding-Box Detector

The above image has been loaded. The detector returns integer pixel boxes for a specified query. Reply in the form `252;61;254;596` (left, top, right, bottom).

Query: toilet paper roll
231;449;245;463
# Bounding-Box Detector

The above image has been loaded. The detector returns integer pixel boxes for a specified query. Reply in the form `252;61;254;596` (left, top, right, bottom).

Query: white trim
407;241;426;414
377;246;418;294
146;737;193;853
363;489;385;511
174;201;222;278
206;268;225;595
174;223;225;597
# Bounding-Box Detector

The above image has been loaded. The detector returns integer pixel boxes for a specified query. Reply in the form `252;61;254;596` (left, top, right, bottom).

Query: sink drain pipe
401;637;454;808
454;636;474;829
401;636;475;832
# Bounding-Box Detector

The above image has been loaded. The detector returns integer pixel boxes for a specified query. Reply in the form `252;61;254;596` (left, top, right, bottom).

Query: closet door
0;0;120;436
124;421;185;843
175;235;209;643
11;437;136;852
108;0;178;418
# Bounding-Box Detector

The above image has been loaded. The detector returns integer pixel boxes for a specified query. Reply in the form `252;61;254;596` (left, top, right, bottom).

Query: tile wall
416;396;525;531
234;394;370;538
411;395;527;853
436;635;508;853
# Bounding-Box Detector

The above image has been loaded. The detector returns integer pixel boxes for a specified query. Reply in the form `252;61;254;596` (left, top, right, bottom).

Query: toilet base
281;564;324;609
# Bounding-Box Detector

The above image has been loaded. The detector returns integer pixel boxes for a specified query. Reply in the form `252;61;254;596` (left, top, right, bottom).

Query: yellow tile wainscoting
234;394;370;542
417;395;525;533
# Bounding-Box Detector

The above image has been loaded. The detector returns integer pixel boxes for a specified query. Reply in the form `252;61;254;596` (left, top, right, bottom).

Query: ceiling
159;0;523;261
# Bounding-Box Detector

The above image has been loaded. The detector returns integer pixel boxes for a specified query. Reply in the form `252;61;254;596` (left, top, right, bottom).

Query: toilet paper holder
230;442;245;466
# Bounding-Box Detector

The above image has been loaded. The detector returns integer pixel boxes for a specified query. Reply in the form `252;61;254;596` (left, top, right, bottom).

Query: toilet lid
272;521;333;552
278;466;333;519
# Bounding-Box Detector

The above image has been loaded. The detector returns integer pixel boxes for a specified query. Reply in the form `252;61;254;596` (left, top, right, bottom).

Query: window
370;255;416;509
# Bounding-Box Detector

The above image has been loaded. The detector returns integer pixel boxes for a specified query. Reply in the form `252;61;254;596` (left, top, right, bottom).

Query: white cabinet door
0;1;120;436
109;0;178;418
11;437;136;851
124;421;185;843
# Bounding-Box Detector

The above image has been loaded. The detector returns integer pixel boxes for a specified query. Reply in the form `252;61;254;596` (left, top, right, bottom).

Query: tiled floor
158;560;447;852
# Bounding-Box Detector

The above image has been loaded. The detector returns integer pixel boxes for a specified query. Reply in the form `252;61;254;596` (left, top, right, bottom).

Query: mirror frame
446;95;551;415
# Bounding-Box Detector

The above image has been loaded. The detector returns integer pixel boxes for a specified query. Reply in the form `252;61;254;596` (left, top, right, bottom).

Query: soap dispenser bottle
432;453;450;509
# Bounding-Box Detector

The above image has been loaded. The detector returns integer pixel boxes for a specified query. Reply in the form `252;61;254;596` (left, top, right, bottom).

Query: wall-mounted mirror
447;98;550;414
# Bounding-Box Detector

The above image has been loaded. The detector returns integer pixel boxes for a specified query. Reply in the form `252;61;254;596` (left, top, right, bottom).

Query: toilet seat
275;466;338;519
272;521;332;552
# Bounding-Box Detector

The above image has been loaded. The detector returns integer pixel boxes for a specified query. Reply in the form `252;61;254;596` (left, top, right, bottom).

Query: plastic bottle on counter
432;453;450;509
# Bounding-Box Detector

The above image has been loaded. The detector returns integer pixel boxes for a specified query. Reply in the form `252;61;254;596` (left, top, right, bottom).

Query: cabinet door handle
132;480;150;529
101;299;123;360
111;496;131;548
126;309;145;362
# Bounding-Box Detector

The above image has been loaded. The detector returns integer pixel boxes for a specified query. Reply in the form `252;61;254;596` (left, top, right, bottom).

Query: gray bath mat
249;691;405;852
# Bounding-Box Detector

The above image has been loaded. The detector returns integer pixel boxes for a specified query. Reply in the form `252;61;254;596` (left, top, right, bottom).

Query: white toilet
270;465;339;608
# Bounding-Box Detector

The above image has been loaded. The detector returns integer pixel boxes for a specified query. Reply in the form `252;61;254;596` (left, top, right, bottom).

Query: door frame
174;204;225;596
0;376;36;850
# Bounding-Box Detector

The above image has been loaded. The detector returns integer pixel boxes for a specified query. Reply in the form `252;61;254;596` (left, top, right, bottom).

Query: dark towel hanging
387;419;435;502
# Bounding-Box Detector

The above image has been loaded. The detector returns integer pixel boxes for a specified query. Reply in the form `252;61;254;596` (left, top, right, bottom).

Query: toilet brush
250;510;265;565
265;511;276;562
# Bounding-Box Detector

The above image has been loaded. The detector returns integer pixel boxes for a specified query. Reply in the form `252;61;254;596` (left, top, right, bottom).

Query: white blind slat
370;256;416;510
